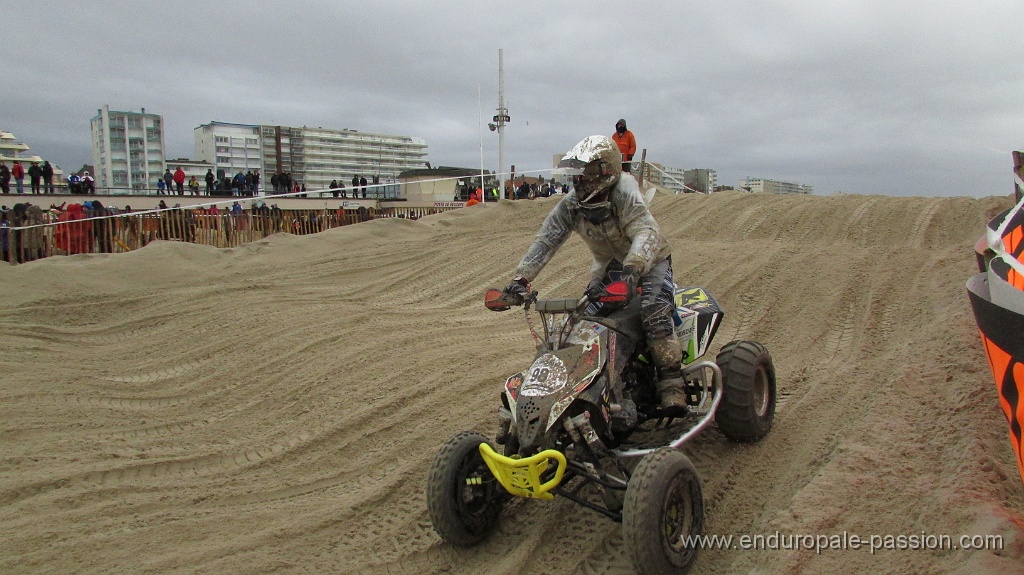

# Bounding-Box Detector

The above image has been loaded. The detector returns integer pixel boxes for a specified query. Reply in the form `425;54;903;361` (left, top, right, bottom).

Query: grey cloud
2;1;1021;197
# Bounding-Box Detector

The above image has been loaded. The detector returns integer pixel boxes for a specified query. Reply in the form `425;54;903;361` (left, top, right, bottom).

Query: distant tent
967;156;1024;487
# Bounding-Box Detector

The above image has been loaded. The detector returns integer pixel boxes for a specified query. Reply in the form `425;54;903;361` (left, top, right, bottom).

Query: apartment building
640;162;717;194
90;106;166;192
193;122;263;179
194;122;429;195
740;178;813;195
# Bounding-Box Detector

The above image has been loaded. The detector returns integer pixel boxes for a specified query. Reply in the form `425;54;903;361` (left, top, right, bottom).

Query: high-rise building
193;122;263;180
91;105;166;192
194;122;429;196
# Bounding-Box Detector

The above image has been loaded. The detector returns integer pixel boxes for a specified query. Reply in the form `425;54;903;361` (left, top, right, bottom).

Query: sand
1;190;1023;575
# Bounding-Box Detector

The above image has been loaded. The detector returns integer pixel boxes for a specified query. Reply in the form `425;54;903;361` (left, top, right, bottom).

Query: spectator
163;169;174;195
338;179;346;199
270;172;280;193
352;174;360;196
0;162;9;194
330;179;339;198
516;180;530;200
42;161;55;194
360;175;367;198
28;161;42;194
253;169;261;194
188;175;200;195
173;166;186;195
612;119;637;173
12;161;24;194
91;200;113;253
67;173;82;194
82;171;95;194
205;168;215;195
156;178;166;195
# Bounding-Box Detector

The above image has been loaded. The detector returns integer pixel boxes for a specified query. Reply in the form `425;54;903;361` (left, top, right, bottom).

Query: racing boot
649;335;687;410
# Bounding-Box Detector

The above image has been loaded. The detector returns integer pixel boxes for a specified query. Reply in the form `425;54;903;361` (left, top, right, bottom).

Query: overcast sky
4;1;1022;197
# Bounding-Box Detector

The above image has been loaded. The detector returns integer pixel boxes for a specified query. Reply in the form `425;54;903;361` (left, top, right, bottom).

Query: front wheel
622;448;705;575
714;340;777;442
426;431;506;546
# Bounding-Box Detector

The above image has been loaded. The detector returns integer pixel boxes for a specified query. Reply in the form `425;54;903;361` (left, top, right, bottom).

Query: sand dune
2;191;1022;574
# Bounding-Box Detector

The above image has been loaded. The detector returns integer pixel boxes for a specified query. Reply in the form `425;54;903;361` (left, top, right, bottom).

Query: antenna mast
496;49;509;197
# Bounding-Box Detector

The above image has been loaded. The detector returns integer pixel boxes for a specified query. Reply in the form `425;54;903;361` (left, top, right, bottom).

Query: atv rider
502;135;686;409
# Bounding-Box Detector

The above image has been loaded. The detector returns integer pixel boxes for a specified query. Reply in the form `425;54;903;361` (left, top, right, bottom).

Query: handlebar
486;279;637;313
485;287;589;314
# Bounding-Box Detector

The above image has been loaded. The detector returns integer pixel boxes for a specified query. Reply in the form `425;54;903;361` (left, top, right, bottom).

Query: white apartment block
740;178;813;195
91;106;166;192
647;162;717;194
194;122;429;195
194;122;263;180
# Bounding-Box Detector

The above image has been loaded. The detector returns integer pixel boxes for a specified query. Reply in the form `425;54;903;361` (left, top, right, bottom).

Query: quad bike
426;276;777;575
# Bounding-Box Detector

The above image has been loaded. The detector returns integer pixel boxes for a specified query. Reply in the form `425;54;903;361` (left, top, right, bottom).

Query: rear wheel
623;448;704;575
715;340;776;442
426;431;506;546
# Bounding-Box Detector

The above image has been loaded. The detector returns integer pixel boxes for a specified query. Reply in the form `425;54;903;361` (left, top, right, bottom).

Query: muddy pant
639;257;676;341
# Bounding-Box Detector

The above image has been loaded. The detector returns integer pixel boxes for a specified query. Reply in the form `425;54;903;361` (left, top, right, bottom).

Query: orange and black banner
968;274;1024;485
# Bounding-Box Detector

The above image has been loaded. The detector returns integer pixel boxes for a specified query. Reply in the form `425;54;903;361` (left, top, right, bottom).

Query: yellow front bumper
478;443;567;500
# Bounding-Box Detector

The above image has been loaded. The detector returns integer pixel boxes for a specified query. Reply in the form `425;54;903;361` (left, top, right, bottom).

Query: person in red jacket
612;118;636;173
173;166;186;195
12;161;25;194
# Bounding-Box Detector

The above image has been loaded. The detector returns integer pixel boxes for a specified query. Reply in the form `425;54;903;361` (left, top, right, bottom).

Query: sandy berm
1;191;1022;574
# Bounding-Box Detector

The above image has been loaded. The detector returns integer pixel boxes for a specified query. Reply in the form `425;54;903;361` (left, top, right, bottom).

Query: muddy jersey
515;175;671;281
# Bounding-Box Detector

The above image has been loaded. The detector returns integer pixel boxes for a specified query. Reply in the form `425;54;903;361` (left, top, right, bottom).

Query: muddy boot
656;367;688;409
648;335;687;409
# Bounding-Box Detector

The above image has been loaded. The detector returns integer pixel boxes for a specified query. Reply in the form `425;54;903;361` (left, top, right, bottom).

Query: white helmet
556;135;622;203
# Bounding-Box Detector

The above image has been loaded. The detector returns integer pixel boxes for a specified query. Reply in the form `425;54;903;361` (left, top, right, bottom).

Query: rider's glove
584;276;605;300
504;276;530;299
621;266;640;304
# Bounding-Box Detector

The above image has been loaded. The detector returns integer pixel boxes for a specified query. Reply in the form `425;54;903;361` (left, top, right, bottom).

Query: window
215;136;228;143
127;117;142;129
